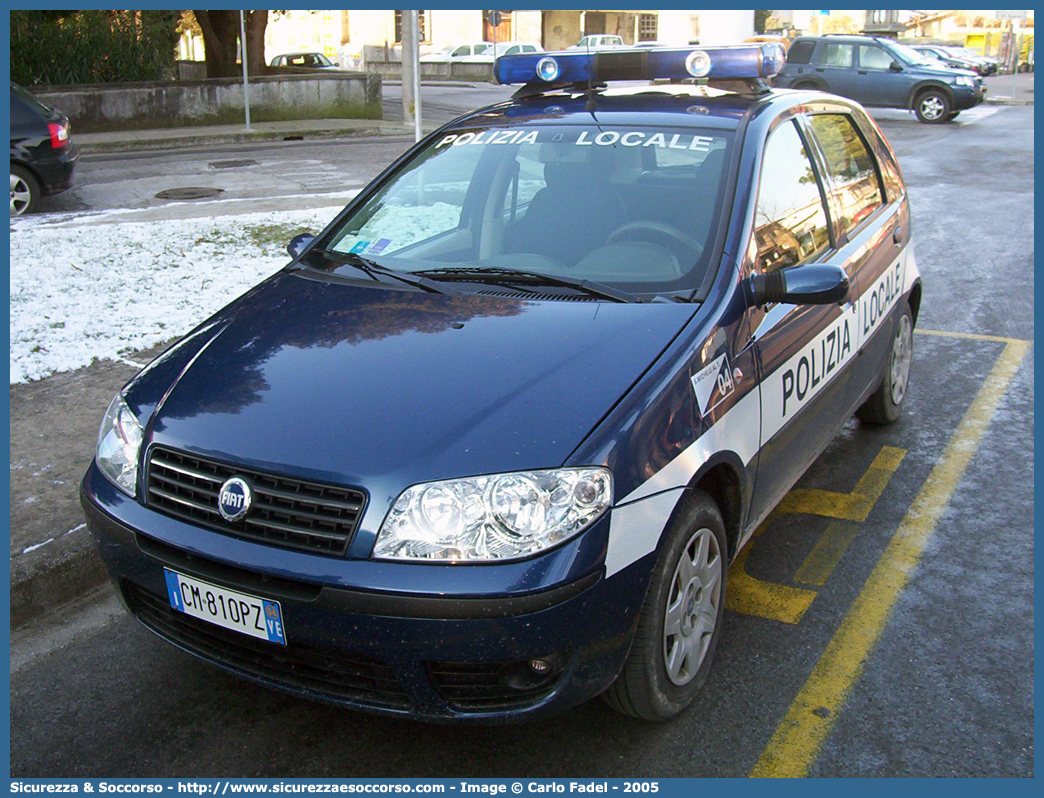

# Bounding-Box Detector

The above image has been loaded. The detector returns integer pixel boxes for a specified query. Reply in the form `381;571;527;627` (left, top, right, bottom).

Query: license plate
164;569;286;645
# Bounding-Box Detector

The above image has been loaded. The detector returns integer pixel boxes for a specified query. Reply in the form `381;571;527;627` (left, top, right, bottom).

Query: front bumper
81;463;649;722
953;84;985;110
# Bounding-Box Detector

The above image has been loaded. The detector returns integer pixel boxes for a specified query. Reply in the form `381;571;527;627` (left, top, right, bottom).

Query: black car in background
910;44;992;76
10;82;78;215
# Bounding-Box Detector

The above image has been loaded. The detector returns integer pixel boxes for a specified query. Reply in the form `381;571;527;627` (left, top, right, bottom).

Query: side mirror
889;61;903;72
287;232;316;259
750;263;850;307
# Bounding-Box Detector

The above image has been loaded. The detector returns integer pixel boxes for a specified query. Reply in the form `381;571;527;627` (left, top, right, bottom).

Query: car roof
443;84;827;133
797;34;894;44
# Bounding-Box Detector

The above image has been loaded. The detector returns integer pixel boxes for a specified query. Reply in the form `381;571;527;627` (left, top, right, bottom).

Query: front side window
808;114;884;236
753;120;831;273
815;43;854;67
859;45;893;70
321;124;733;294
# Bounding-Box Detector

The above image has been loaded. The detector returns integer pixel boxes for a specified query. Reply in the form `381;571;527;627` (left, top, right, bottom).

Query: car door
744;116;857;525
802;109;909;411
811;42;865;101
855;44;909;106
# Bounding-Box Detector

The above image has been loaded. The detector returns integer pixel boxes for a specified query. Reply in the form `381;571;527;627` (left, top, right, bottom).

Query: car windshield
319;123;733;295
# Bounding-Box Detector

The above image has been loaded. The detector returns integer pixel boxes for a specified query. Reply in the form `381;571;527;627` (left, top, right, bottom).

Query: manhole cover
155;187;225;200
208;159;258;169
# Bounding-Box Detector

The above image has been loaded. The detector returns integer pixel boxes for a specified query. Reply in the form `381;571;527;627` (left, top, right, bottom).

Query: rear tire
914;89;952;123
602;490;727;720
857;304;914;426
10;164;40;216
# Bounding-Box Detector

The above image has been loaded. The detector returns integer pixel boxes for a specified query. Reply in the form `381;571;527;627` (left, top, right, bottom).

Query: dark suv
774;35;985;123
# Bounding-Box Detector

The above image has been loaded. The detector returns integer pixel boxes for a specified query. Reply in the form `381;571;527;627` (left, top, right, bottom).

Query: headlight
954;75;974;87
96;393;144;496
373;467;613;562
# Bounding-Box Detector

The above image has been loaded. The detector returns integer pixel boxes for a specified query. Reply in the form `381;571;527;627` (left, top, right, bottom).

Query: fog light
529;659;551;674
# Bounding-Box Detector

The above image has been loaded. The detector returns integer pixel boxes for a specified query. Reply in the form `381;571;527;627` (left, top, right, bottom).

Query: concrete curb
984;97;1034;105
10;526;109;629
75;123;405;155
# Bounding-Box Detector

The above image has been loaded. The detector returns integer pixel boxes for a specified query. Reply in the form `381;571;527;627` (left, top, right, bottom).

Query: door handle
858;70;868;75
815;67;825;72
892;226;903;245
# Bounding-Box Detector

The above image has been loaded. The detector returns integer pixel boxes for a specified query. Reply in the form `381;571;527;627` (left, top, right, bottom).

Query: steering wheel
607;221;704;263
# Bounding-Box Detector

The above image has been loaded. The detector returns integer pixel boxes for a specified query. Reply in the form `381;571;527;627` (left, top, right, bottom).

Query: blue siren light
495;43;787;86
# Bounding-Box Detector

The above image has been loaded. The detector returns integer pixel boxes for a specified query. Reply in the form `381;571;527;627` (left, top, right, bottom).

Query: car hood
138;270;697;502
917;62;978;78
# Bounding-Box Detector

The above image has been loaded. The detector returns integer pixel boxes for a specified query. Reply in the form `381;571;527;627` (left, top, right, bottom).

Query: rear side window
753;120;832;273
815;43;854;67
808;114;885;237
787;40;815;64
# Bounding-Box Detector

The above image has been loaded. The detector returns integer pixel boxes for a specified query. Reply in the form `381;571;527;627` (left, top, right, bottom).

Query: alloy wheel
662;526;722;686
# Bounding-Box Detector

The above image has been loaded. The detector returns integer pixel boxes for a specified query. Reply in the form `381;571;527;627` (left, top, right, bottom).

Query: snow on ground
9;206;343;384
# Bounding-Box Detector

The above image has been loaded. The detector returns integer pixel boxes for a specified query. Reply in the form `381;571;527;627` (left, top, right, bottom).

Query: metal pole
410;10;421;142
1011;25;1019;99
239;10;251;130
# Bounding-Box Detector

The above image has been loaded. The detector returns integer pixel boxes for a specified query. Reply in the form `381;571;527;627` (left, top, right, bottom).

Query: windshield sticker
368;238;392;255
577;131;714;151
349;240;371;254
436;130;539;148
436;129;717;151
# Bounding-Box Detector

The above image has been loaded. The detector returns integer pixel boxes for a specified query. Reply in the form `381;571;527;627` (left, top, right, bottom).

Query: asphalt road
10;101;1034;777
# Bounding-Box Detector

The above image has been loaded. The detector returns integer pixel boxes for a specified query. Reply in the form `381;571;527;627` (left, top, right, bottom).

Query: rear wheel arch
907;282;922;325
791;78;824;91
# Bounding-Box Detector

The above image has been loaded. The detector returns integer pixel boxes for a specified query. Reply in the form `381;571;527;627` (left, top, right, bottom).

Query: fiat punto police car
81;44;921;722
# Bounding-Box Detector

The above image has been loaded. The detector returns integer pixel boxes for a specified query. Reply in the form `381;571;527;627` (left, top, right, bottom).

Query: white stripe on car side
605;249;917;579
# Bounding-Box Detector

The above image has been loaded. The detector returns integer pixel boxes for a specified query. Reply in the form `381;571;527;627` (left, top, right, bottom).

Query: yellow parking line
916;328;1031;345
777;446;906;522
794;521;860;587
750;338;1030;778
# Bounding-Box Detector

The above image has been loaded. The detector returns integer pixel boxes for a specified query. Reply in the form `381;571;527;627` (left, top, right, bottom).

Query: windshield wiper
309;250;458;295
415;267;639;303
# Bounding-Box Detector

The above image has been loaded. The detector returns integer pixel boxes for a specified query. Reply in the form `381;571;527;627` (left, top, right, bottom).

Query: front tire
914;89;952;123
602;491;727;720
10;164;40;216
857;303;914;426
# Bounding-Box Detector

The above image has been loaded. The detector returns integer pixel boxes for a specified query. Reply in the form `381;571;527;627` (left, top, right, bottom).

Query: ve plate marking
750;330;1030;778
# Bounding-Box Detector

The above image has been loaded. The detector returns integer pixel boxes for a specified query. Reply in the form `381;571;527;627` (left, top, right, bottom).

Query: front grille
125;581;410;709
146;447;366;557
427;661;560;712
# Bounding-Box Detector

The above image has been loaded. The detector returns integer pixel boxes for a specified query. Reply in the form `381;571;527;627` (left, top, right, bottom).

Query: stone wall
31;72;382;133
366;60;495;82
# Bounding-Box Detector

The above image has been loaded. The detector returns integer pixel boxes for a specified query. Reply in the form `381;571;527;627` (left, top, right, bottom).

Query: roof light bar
495;43;786;87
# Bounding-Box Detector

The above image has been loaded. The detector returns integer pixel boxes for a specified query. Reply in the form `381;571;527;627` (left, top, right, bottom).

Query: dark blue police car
81;44;921;722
